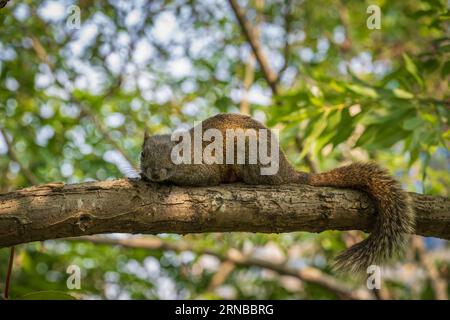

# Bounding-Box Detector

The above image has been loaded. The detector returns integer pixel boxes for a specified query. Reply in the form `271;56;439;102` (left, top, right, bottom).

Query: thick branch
0;179;449;248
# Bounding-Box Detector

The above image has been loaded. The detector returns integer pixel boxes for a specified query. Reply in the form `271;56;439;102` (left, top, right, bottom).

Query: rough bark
0;178;449;248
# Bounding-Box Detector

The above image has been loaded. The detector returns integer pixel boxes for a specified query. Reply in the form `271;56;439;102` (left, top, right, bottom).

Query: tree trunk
0;178;448;248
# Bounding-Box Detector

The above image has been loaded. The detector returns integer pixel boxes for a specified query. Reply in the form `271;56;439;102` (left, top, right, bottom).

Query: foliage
0;0;448;299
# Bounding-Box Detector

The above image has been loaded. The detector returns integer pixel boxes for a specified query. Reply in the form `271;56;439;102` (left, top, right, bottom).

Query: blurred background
0;0;449;299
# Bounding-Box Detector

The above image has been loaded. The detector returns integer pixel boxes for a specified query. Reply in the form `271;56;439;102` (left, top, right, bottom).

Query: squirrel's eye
140;151;145;158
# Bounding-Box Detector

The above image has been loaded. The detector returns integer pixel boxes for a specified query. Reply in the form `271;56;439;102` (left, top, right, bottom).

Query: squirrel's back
192;113;267;132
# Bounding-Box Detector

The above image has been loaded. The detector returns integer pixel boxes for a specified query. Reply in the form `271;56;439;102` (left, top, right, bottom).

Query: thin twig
228;0;318;173
239;0;264;115
336;0;352;54
277;0;292;80
0;129;39;300
240;54;256;115
206;260;236;292
412;236;448;300
0;128;39;185
3;246;15;299
227;0;278;95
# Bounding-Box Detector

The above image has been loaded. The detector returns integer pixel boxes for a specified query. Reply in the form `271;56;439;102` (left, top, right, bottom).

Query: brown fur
141;113;415;273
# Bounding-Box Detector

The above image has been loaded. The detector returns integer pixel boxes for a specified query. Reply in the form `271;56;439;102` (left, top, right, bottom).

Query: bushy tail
307;162;415;273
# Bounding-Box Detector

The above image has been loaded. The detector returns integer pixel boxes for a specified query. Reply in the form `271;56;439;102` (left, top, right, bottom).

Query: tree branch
412;236;448;300
227;0;318;174
227;0;278;95
239;0;264;115
0;179;449;249
0;128;39;300
277;0;292;81
70;235;371;300
0;128;39;186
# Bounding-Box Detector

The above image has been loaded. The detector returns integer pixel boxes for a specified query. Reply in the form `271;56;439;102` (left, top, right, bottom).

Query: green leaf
330;109;356;146
422;0;444;9
346;84;378;98
355;124;379;147
298;113;329;159
18;291;77;300
402;117;423;130
403;53;424;86
365;104;414;125
410;9;436;19
393;88;414;99
441;61;450;79
438;44;450;53
422;58;440;73
439;13;450;20
409;147;420;166
374;126;411;149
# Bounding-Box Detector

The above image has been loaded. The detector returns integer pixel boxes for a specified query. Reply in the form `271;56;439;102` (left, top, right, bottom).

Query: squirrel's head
140;132;177;182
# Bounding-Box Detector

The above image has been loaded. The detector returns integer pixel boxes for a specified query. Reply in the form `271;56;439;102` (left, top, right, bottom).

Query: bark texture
0;178;449;248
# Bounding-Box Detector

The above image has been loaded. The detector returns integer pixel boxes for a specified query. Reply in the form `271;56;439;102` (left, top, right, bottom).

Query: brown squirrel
140;113;415;273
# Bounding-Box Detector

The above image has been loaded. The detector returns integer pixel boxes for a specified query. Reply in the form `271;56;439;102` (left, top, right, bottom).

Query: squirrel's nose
145;169;158;181
147;169;167;181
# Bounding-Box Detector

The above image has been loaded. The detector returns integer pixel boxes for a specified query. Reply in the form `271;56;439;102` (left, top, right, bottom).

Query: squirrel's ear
144;129;150;141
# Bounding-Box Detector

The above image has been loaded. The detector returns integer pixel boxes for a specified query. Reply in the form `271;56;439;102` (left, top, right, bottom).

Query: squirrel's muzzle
144;168;168;182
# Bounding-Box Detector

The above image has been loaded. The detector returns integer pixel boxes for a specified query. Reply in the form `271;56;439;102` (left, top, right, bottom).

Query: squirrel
140;113;415;273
